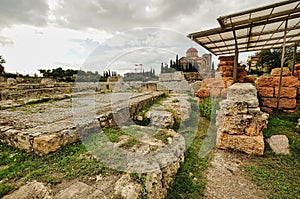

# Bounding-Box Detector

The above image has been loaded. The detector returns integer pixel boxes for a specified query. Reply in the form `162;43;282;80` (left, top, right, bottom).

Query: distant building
179;48;212;72
247;55;259;71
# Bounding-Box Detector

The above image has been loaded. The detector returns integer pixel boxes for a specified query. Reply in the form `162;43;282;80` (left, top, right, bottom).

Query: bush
198;97;221;120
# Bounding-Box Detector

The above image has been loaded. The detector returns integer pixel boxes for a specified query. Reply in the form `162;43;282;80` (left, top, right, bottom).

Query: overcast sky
0;0;278;75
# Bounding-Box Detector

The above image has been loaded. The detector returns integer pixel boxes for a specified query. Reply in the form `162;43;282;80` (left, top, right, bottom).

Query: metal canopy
188;0;300;56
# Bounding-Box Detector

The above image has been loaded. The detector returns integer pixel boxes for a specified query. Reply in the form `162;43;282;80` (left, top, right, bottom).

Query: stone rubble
216;83;268;155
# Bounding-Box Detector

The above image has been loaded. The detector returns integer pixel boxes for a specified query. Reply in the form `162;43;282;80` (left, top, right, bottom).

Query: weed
166;116;211;199
154;130;170;144
119;137;139;149
198;97;221;121
0;183;15;198
103;128;127;143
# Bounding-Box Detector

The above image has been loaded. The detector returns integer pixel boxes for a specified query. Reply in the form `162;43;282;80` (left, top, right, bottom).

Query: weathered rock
3;181;51;199
256;87;274;97
266;135;290;155
274;87;297;98
262;97;296;109
16;77;25;83
216;133;265;155
114;175;141;199
197;88;210;98
216;83;268;156
227;83;257;101
270;67;291;76
41;78;55;85
7;78;17;86
55;181;93;199
145;110;174;128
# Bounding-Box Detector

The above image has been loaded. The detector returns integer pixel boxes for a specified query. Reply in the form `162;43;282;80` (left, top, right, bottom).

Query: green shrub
198;97;221;120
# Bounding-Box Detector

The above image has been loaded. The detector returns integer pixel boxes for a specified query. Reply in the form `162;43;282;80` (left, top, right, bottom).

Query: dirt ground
204;150;266;199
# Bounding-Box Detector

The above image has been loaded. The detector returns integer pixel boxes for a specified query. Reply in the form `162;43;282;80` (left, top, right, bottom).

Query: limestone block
266;135;289;155
217;113;268;136
216;132;264;156
256;87;274;97
7;78;17;86
114;175;141;199
227;83;257;101
262;97;296;109
270;67;291;76
3;181;51;199
33;134;61;155
274;87;297;99
145;110;174;128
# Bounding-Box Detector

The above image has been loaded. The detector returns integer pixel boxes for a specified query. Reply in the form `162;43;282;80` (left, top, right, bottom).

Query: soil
204;149;266;199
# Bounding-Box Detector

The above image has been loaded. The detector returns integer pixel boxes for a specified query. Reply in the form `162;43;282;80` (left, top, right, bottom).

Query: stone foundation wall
256;67;300;113
216;83;268;155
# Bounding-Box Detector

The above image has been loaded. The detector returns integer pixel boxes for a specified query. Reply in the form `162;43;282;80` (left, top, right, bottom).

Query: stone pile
218;56;251;83
256;67;299;113
216;83;269;156
196;77;234;100
293;63;300;78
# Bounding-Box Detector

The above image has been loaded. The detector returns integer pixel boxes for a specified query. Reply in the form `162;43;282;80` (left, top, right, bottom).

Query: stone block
197;88;210;98
270;67;291;76
266;135;289;155
256;76;279;87
227;83;257;101
256;87;274;97
210;88;221;97
216;132;264;156
281;76;300;87
274;87;297;98
33;134;61;155
262;97;296;109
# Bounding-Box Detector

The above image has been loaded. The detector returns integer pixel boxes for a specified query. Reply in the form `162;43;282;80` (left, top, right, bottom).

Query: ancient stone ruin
216;83;269;155
256;67;300;113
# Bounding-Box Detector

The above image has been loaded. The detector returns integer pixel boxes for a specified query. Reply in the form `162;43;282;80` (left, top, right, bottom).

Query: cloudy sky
0;0;278;75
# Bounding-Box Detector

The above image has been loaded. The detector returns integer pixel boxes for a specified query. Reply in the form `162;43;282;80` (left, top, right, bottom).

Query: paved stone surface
0;91;163;155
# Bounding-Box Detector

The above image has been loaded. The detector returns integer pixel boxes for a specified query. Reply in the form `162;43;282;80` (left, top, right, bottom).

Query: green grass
119;137;139;149
244;114;300;199
166;116;211;199
103;128;127;143
0;142;116;197
198;97;221;121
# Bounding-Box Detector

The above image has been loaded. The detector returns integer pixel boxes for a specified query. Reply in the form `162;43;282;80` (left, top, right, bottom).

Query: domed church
179;48;212;72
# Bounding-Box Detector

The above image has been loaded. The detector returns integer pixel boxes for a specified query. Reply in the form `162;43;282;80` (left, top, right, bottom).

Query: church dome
186;47;198;53
186;47;199;58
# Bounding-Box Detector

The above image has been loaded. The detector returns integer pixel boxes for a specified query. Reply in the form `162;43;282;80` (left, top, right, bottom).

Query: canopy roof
188;0;300;55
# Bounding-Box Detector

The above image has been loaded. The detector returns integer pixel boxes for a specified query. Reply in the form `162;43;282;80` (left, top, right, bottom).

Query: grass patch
0;141;116;197
198;97;221;121
103;128;127;143
153;130;170;144
119;137;139;149
244;114;300;199
166;116;211;199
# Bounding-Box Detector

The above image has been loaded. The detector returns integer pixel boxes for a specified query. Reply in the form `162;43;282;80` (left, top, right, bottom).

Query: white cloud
0;0;280;74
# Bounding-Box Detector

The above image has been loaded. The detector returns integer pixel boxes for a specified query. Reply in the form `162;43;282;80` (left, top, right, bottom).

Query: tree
0;55;6;75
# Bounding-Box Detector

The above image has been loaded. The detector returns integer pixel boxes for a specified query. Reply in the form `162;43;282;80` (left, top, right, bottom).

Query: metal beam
276;19;288;113
292;42;297;75
233;28;238;82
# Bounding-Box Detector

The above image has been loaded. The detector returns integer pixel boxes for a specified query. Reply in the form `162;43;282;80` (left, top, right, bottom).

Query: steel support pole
276;19;288;113
292;42;297;76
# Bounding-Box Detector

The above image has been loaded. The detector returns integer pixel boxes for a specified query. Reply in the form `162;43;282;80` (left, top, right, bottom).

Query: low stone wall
256;67;299;113
216;83;268;155
0;92;164;155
